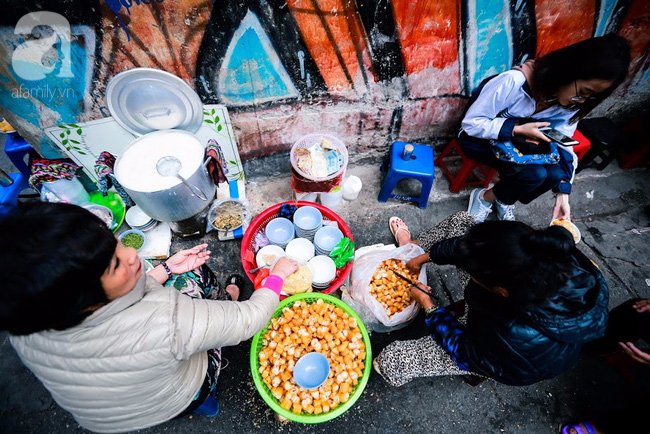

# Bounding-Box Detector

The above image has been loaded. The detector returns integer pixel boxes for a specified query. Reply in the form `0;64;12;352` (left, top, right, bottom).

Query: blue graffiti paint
0;78;40;125
9;38;88;124
594;0;628;36
218;10;298;105
464;0;514;92
104;0;165;41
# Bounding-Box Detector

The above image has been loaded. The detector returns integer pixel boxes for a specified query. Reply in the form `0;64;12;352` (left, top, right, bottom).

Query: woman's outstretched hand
165;244;211;274
552;193;571;221
633;299;650;313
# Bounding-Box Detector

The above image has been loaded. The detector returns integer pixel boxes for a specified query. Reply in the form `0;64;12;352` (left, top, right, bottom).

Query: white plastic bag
350;243;426;330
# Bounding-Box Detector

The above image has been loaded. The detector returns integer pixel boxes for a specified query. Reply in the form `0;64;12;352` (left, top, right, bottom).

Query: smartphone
539;127;579;146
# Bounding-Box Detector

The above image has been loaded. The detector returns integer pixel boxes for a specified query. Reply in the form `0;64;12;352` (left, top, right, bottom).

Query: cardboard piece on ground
138;222;172;259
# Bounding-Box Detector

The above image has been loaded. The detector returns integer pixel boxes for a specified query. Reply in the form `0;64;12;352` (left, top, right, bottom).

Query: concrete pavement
1;152;649;433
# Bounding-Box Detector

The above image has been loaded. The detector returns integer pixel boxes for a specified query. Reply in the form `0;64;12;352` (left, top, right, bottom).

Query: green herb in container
119;230;145;251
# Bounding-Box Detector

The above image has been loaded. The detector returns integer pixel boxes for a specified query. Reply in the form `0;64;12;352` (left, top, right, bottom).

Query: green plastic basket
250;293;372;424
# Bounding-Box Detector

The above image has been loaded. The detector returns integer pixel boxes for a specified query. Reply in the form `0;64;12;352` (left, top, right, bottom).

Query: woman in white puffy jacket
459;35;630;223
0;202;298;433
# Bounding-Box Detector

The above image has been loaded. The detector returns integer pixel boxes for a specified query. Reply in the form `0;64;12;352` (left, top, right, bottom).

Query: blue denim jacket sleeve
425;308;472;370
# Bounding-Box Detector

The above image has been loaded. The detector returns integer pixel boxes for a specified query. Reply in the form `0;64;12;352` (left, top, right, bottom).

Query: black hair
533;34;631;123
0;202;116;335
460;221;575;311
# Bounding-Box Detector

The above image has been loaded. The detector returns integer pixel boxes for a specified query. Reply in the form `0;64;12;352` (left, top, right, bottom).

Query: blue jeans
459;133;564;205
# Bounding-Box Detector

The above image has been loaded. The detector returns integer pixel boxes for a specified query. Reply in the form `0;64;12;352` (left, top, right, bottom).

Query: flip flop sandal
388;216;411;245
224;274;244;301
561;421;597;434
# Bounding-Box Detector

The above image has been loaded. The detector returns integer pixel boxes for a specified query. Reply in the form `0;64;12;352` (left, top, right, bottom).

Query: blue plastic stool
5;133;33;178
0;172;29;218
378;141;435;209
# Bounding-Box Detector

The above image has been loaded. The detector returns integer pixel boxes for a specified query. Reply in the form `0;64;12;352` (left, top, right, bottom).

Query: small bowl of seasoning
119;229;146;252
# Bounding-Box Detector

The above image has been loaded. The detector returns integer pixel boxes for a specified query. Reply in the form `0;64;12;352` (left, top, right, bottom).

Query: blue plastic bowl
265;217;295;245
293;205;323;230
314;226;344;252
293;352;330;390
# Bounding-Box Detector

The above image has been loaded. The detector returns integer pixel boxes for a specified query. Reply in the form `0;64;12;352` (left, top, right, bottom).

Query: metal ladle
156;156;208;201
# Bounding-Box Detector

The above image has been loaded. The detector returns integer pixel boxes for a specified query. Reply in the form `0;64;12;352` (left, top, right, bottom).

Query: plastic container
40;178;90;205
241;202;354;300
319;188;343;212
250;293;371;424
342;175;362;201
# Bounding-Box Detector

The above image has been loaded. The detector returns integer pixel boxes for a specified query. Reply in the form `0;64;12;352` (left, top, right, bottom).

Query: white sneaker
467;188;493;223
494;200;515;221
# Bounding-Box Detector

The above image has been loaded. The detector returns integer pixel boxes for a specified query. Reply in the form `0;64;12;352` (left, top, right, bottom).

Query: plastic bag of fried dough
349;243;426;329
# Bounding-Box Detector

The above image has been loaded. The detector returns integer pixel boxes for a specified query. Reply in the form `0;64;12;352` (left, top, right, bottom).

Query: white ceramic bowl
307;255;337;284
126;205;158;232
255;245;286;268
293;206;323;230
265;217;295;246
314;226;344;252
285;238;315;263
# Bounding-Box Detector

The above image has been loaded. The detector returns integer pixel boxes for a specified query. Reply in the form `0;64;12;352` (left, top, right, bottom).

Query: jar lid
106;68;203;136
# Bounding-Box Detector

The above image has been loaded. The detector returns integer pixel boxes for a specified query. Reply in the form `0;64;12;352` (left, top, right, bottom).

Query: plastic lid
106;68;203;136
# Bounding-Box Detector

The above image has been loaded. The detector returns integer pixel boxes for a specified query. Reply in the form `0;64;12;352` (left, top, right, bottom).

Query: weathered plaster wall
0;0;648;163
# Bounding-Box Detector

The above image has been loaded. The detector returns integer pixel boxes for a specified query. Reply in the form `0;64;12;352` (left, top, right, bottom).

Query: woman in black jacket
374;212;609;386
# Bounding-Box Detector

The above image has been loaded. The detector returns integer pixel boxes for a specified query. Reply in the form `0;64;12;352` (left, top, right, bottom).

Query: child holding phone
459;35;630;222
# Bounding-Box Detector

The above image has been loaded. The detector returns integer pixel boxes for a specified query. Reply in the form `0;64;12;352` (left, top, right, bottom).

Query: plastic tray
241;201;353;299
250;293;372;423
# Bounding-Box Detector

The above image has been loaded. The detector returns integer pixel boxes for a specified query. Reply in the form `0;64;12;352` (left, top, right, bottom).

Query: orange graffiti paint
287;0;375;91
535;0;596;56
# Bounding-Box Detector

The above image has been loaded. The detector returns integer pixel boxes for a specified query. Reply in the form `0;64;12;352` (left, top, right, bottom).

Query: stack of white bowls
308;256;337;290
265;217;295;248
314;226;344;257
285;238;315;263
293;206;323;241
125;205;158;232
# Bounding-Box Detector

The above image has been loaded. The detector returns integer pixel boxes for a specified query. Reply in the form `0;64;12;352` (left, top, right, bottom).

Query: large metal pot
115;130;215;222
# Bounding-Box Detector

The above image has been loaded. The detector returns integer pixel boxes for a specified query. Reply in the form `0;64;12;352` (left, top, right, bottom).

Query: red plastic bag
253;268;270;290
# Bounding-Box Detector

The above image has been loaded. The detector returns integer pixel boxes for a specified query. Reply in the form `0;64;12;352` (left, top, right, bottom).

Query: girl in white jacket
459;35;630;223
0;202;298;433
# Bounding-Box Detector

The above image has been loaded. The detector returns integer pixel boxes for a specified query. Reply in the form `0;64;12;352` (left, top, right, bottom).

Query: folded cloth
206;139;228;185
94;151;134;207
29;158;81;191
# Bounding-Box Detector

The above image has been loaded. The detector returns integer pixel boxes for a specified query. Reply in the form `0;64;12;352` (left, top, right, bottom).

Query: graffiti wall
0;0;648;161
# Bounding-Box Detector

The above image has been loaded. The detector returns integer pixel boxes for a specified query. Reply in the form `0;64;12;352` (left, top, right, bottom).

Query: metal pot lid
106;68;203;136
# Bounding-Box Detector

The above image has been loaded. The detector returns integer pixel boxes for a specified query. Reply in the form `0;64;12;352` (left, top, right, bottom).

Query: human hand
409;282;435;310
552;193;571;221
165;244;211;274
406;257;422;276
619;342;650;367
513;121;552;144
633;299;650;313
270;257;299;280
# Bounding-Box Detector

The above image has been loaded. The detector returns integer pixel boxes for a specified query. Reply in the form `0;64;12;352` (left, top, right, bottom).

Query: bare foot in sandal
225;274;243;301
389;217;412;247
225;284;240;301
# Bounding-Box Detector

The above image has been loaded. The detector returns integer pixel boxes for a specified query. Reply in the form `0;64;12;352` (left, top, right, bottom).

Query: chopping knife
391;269;436;301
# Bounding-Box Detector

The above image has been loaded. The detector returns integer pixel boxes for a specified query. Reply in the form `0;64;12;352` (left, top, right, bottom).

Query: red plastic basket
241;201;354;300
